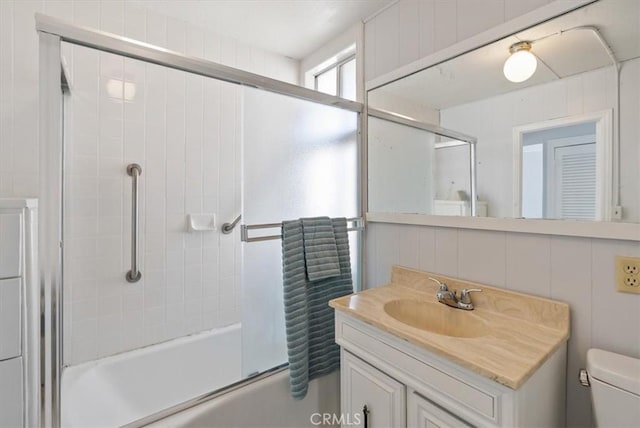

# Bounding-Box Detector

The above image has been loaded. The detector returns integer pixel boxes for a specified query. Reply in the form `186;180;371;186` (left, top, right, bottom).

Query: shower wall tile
24;1;301;366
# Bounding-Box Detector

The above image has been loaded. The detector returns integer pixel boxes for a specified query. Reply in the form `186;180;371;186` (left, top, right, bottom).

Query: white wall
0;0;299;199
365;222;640;428
0;0;298;365
363;0;553;81
439;60;640;221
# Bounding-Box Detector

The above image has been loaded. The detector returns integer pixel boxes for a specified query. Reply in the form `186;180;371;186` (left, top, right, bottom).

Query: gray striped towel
302;217;341;281
282;217;353;400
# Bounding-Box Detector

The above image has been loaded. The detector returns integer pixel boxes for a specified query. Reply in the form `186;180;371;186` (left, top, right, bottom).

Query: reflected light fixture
106;78;137;101
503;41;537;83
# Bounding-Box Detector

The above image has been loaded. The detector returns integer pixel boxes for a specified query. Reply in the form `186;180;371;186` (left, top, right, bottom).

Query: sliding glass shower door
240;87;359;376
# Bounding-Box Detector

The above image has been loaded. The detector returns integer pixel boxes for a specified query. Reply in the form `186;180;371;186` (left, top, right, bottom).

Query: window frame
313;54;356;98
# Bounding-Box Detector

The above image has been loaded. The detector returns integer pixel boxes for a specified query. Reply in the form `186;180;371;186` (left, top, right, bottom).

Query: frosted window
315;67;337;96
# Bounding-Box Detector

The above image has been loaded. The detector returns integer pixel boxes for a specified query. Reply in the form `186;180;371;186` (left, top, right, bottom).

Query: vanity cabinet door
407;390;472;428
341;350;405;428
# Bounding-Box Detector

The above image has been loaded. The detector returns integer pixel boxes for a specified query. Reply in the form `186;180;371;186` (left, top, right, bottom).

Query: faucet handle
428;277;448;291
459;288;482;304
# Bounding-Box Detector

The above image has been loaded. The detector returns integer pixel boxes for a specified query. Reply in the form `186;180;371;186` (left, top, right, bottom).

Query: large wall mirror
367;0;640;224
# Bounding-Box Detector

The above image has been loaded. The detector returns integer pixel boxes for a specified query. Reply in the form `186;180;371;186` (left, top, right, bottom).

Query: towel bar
240;217;364;243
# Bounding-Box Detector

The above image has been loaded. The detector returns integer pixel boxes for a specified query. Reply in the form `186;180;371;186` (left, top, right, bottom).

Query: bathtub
61;324;242;427
148;369;340;428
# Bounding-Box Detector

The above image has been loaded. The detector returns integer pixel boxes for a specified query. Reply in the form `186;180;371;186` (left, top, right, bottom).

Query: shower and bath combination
37;13;364;427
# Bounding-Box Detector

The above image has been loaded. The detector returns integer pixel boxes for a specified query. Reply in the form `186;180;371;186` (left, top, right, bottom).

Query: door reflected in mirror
515;112;611;221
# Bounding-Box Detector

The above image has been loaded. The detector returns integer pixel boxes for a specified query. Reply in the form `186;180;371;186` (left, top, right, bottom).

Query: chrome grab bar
126;163;142;283
221;214;242;234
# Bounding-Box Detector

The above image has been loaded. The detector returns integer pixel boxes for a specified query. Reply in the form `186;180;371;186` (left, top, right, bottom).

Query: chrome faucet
429;277;482;310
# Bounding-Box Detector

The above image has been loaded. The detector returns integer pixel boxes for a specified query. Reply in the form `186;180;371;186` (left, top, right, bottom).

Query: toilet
585;348;640;426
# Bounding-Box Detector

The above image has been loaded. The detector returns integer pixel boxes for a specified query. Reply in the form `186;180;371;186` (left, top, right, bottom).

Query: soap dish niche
188;214;216;232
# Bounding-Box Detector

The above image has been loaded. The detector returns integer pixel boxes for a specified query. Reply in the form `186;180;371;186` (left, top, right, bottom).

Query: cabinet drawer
0;213;21;278
0;356;23;428
0;278;21;360
338;317;499;423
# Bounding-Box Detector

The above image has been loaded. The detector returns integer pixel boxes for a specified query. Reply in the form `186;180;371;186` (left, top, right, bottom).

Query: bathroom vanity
330;266;569;427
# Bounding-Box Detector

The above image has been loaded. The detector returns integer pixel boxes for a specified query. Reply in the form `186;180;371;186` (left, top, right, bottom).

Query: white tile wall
0;0;299;199
364;0;553;81
365;222;640;427
0;0;299;365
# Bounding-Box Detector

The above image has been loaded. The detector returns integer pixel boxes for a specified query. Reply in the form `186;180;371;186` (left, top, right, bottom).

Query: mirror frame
364;0;640;241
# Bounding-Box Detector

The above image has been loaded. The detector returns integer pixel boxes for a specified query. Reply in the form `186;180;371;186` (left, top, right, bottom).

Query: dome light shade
503;42;537;83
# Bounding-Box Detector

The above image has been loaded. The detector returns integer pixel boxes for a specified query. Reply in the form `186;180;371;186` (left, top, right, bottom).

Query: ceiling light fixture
503;41;538;83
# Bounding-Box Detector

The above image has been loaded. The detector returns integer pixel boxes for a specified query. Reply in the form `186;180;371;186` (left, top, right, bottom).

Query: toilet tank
587;349;640;427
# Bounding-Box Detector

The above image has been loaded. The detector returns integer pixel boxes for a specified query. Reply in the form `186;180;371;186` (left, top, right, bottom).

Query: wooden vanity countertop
329;266;570;389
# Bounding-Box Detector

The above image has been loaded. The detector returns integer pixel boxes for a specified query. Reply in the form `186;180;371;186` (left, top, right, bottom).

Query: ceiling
130;0;392;60
372;0;640;111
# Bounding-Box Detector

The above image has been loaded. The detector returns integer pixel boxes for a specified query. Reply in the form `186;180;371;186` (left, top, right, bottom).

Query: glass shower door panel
241;87;358;376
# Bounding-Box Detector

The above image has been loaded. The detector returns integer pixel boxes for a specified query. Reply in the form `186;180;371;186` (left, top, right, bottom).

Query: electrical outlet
616;256;640;294
623;263;639;275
